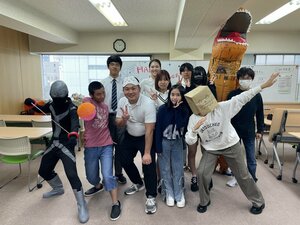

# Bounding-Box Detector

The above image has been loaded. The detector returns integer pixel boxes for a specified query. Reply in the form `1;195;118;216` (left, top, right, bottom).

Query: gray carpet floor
1;136;300;225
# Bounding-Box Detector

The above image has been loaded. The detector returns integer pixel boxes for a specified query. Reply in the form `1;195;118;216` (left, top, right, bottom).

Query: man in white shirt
101;55;127;184
116;76;157;214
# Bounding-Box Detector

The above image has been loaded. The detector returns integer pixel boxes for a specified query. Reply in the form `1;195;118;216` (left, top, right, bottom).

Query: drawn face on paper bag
196;93;218;116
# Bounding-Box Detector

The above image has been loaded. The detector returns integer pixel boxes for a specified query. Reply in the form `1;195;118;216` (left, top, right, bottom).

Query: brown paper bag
184;86;218;116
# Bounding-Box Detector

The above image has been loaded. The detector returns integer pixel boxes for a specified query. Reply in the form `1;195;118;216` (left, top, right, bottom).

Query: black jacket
227;88;264;138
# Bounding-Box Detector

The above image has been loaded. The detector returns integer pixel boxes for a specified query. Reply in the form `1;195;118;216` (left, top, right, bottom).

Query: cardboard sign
184;86;218;115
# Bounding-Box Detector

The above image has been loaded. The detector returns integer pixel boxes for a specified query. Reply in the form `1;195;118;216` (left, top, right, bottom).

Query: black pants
120;131;157;197
38;144;82;191
108;113;125;176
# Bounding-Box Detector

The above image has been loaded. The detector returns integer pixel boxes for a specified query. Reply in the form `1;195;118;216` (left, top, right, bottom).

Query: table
288;132;300;139
0;127;52;139
0;115;51;127
0;115;51;123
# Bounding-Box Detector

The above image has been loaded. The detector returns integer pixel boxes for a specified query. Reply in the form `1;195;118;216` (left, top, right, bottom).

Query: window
255;55;266;65
255;54;300;65
41;55;150;99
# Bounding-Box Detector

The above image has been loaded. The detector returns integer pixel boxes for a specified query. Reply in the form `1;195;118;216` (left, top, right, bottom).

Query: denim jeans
84;145;117;191
158;138;184;202
241;136;257;180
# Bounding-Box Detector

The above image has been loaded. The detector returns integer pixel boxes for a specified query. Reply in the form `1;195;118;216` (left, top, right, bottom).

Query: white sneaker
145;196;157;214
176;193;185;208
166;194;175;207
226;177;238;187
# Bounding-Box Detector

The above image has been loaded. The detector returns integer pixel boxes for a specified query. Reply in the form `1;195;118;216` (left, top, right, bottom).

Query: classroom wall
1;25;300;114
29;30;300;59
0;26;42;114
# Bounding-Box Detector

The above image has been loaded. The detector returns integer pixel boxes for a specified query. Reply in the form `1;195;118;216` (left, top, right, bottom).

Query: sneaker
250;203;265;215
166;194;175;207
84;184;104;196
116;174;127;184
124;183;145;195
110;201;121;221
176;193;185;208
145;196;157;214
223;168;232;176
197;201;211;213
226;177;238;187
191;176;199;192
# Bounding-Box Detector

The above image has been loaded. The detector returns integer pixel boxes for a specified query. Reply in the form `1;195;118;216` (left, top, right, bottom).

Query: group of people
25;55;279;223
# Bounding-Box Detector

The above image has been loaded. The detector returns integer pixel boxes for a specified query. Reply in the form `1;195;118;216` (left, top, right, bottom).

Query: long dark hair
167;84;185;108
192;66;207;86
149;59;161;68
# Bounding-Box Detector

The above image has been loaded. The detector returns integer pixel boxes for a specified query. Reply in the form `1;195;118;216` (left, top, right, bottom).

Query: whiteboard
120;60;209;84
120;62;299;103
247;65;299;103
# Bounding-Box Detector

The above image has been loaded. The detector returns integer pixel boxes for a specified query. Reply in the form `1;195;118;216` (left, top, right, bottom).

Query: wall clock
113;39;126;52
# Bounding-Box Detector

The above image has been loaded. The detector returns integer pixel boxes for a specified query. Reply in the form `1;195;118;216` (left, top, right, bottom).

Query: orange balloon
77;102;96;121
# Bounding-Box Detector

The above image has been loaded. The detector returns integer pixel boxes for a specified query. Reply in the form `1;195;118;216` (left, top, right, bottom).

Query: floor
1;136;300;225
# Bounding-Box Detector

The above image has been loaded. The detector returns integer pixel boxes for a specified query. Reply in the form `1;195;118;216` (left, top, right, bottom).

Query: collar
109;75;121;83
127;94;142;108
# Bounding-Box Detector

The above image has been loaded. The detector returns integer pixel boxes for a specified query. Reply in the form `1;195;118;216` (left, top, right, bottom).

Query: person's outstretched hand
261;72;279;89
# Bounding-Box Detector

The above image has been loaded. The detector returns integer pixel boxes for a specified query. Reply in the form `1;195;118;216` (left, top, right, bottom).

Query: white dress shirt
101;75;124;113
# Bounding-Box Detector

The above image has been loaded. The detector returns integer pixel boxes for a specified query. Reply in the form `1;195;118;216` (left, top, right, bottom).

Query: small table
288;132;300;139
0;127;52;140
0;115;51;127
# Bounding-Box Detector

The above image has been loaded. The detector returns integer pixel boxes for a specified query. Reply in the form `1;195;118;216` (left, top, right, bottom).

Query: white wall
29;30;300;59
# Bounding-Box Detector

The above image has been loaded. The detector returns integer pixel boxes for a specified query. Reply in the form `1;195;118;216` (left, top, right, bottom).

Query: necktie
111;79;117;111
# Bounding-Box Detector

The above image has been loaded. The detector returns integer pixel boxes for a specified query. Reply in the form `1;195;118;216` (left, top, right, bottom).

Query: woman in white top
140;59;161;97
150;70;171;109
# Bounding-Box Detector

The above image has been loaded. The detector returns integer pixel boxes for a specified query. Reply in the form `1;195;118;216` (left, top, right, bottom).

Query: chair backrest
268;108;300;142
0;120;6;127
31;120;52;128
285;109;300;132
0;136;31;156
268;108;287;142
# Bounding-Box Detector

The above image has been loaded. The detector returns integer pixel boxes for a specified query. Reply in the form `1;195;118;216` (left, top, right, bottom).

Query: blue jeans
241;136;257;181
158;138;184;202
84;145;117;191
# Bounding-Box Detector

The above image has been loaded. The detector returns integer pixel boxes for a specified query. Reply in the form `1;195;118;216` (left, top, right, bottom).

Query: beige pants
197;142;264;207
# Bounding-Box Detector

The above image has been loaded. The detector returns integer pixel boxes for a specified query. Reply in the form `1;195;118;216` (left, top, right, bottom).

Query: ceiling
0;0;299;49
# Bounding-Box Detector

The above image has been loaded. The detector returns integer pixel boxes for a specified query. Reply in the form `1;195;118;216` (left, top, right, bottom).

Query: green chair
0;136;44;191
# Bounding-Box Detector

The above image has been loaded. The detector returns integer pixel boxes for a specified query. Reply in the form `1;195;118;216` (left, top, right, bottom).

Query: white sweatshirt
185;86;262;151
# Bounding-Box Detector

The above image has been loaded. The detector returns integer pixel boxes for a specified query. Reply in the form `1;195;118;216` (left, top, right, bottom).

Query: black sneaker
116;174;127;184
110;201;121;221
250;203;265;215
191;176;199;192
84;184;104;196
197;201;210;213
